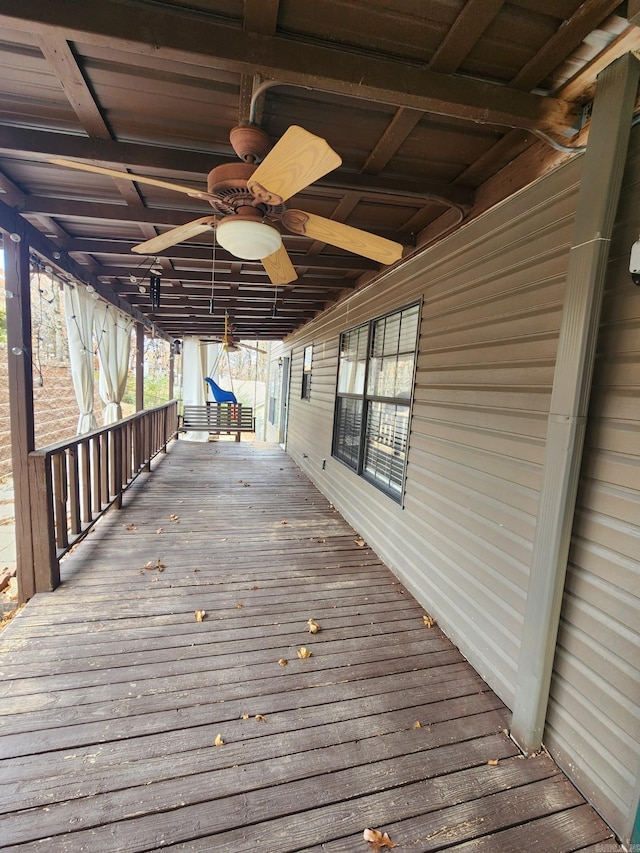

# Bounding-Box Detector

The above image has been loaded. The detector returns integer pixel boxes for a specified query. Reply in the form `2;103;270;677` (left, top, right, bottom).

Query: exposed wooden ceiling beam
429;0;505;75
37;34;111;139
510;0;623;91
59;238;378;269
100;266;355;288
0;1;576;133
244;0;280;36
0;197;161;335
37;32;175;273
361;0;504;177
360;109;423;175
239;1;279;123
18;196;412;244
0;126;472;208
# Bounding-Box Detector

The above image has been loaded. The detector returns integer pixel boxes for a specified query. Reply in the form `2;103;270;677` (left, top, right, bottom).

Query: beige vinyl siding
545;136;640;840
284;156;583;707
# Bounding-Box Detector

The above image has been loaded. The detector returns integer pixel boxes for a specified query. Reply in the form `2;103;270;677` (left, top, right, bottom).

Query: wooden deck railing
27;401;178;592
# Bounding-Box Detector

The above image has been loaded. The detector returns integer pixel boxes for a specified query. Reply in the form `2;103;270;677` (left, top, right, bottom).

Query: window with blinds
332;303;419;501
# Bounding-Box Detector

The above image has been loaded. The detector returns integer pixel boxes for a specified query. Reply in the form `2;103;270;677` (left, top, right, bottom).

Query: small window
301;345;312;399
332;303;419;501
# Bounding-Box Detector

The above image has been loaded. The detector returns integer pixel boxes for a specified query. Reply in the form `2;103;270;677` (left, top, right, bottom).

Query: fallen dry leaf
307;618;321;634
413;720;421;729
155;527;163;534
143;558;165;572
487;759;500;766
169;514;180;522
214;733;224;746
241;713;250;720
281;519;288;525
254;714;267;722
243;482;251;487
354;537;366;547
423;614;436;628
124;523;137;531
297;646;312;659
278;658;288;667
194;610;206;622
363;828;397;850
236;603;243;609
252;585;259;590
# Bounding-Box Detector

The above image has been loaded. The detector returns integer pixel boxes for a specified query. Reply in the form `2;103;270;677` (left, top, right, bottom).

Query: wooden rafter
510;0;623;91
0;2;576;134
0;126;473;208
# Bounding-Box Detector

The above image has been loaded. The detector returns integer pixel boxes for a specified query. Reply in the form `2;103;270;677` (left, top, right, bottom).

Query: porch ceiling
0;1;637;341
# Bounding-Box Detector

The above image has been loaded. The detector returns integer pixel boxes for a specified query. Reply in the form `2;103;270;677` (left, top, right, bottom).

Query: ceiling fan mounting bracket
229;123;271;163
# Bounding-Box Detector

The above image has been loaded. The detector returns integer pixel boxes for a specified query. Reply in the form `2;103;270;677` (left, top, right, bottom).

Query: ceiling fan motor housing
207;162;285;219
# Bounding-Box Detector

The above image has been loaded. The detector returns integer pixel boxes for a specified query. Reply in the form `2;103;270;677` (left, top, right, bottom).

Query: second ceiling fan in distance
50;124;404;285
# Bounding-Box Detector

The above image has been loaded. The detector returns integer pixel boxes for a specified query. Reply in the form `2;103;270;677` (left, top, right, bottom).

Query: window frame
301;344;312;400
331;301;420;503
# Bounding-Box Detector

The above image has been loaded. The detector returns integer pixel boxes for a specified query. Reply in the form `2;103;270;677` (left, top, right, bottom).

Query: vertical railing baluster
68;447;81;535
52;451;68;550
91;436;101;514
79;439;91;523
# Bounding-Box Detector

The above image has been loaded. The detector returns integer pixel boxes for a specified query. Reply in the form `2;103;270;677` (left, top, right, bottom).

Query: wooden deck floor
0;440;622;852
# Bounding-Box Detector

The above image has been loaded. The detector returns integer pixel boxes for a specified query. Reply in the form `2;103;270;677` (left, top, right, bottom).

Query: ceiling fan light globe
216;218;282;260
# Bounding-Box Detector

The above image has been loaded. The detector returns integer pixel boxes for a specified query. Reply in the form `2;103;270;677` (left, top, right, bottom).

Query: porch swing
180;314;257;440
203;312;239;403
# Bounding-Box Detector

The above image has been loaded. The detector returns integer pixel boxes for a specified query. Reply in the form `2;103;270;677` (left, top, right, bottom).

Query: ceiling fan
201;312;266;354
49;124;404;285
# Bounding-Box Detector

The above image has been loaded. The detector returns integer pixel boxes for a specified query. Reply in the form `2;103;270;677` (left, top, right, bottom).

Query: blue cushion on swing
204;376;238;404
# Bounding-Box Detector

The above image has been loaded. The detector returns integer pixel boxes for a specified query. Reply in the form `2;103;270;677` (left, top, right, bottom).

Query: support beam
510;52;640;753
135;324;145;412
3;231;36;600
0;1;576;134
0;198;166;338
0;126;474;208
168;350;175;402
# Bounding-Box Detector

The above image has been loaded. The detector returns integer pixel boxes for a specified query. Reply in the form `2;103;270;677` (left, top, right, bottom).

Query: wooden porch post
135;322;144;412
510;53;640;754
168;348;175;401
4;230;37;601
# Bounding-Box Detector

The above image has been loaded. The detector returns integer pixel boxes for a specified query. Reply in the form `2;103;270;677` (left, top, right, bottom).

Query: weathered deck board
0;441;622;852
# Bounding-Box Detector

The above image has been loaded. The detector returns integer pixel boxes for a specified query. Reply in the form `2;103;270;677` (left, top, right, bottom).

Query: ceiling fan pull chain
209;234;216;315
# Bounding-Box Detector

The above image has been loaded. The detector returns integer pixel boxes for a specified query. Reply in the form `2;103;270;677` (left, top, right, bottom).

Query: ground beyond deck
0;441;622;852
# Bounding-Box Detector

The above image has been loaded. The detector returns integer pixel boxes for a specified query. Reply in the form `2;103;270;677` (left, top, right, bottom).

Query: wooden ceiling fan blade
49;158;219;201
248;126;341;205
284;210;403;265
240;342;267;354
261;244;297;285
131;217;217;254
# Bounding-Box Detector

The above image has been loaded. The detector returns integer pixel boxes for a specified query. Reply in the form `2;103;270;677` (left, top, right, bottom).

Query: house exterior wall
284;157;583;705
281;142;639;842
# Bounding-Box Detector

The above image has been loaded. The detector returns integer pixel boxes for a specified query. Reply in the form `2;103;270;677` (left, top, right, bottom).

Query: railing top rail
30;400;178;458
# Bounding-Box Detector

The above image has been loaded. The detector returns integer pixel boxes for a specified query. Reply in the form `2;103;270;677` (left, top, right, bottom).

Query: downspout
510;52;640;753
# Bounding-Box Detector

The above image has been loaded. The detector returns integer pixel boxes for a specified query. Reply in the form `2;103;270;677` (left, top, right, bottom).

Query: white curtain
64;283;98;434
181;336;209;442
94;302;134;424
